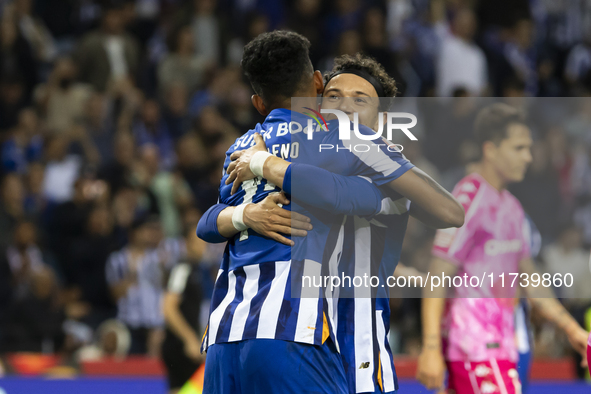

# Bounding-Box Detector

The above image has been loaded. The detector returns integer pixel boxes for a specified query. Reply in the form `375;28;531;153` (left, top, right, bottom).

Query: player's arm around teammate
228;131;464;230
197;192;312;246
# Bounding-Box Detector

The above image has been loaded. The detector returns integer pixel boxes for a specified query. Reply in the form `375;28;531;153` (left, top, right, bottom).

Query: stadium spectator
0;75;28;134
0;173;27;249
1;107;43;174
105;214;165;356
188;0;221;66
134;145;192;238
74;2;140;92
41;131;99;203
0;12;38;102
67;204;119;328
97;132;135;196
5;220;47;300
34;58;92;135
158;25;208;95
543;224;591;300
1;265;65;353
12;0;57;63
435;8;488;97
132;99;175;170
77;319;131;361
503;18;538;96
162;83;191;140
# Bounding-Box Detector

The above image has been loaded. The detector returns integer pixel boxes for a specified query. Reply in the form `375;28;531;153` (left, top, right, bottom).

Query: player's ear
251;95;269;116
482;141;497;161
313;70;324;95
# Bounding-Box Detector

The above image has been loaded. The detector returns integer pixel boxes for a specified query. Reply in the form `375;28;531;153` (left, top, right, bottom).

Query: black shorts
161;331;202;389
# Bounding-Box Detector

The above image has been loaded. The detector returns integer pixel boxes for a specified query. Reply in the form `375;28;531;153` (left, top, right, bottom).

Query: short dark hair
474;103;525;148
241;30;313;108
324;53;398;109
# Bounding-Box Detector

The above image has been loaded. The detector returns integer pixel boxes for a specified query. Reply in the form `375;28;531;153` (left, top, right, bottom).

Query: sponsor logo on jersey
484;239;522;256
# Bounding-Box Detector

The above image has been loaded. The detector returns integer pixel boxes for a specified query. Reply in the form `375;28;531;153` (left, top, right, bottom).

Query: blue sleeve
345;125;415;186
283;163;383;216
197;203;230;243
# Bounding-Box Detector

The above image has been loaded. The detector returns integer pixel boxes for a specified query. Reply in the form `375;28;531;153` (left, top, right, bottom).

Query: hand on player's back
226;133;267;195
243;192;312;246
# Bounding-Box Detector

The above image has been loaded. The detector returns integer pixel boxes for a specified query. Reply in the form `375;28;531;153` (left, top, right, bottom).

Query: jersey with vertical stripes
202;108;413;351
105;248;164;329
336;185;410;394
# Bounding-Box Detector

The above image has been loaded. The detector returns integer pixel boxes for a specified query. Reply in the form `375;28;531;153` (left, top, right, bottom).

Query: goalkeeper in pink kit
417;103;589;394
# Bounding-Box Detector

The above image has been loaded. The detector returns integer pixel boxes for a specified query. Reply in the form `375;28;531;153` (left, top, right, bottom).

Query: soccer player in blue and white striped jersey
199;32;415;394
200;43;464;394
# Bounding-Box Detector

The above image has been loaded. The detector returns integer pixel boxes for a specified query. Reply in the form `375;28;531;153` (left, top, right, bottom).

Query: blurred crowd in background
0;0;590;375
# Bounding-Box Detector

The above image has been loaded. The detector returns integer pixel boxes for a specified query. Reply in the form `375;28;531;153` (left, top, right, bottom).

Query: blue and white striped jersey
336;185;410;394
202;108;413;352
105;247;165;329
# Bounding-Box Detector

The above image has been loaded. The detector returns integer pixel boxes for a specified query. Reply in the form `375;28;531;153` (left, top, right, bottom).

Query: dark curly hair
241;30;314;108
324;53;398;109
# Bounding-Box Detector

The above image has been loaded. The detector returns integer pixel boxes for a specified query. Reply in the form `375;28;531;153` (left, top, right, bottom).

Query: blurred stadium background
0;0;591;392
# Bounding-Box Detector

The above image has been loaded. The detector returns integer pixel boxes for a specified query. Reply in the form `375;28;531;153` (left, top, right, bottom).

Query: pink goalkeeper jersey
432;173;530;362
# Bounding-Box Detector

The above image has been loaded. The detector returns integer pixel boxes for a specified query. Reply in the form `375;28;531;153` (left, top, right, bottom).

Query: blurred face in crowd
248;15;270;40
363;8;386;47
176;133;205;168
141;100;161;126
45;136;68;161
165;84;188;116
114;133;135;166
0;80;24;106
131;220;162;249
194;0;216;15
452;8;477;41
32;267;56;300
140;145;160;176
102;8;125;35
54;57;78;89
513;19;534;50
86;93;108;126
101;330;119;356
88;206;114;236
14;0;32;17
483;123;533;184
145;221;163;248
2;173;24;206
337;30;362;56
335;0;360;14
16;108;38;141
176;27;194;55
529;141;550;174
0;19;17;48
560;227;583;251
14;221;36;249
321;73;381;131
26;162;45;195
296;0;321;17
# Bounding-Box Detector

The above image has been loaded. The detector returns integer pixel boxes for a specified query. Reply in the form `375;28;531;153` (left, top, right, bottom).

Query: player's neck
476;163;507;192
270;96;317;114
